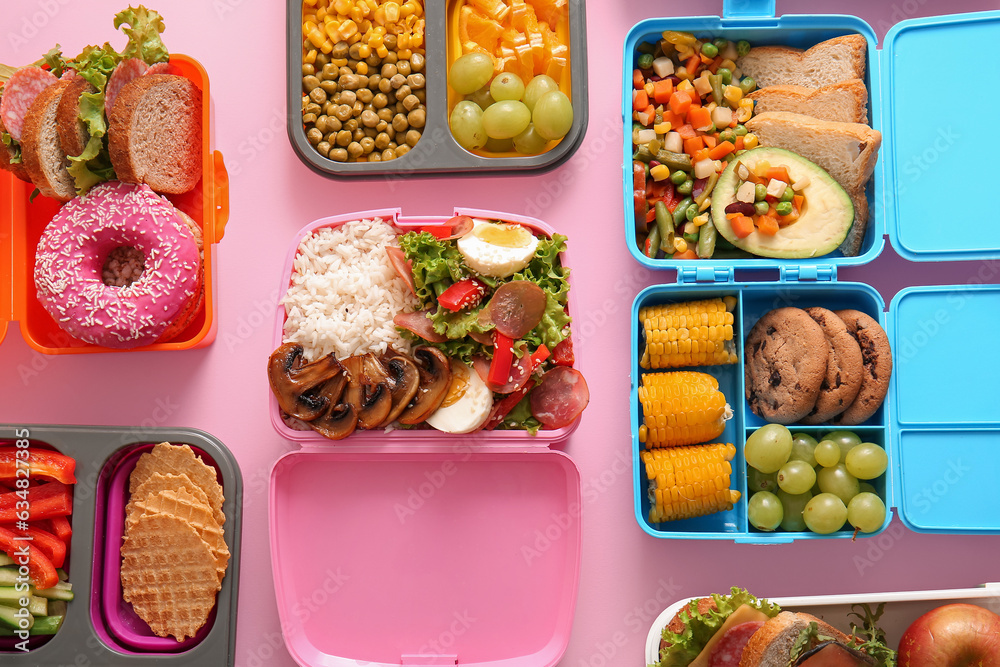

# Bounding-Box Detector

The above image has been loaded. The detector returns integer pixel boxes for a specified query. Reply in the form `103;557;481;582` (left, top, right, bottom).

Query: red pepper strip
437;278;488;312
418;225;451;239
482;379;536;431
42;516;72;543
530;345;550;370
0;525;59;590
488;332;515;387
0;525;66;568
0;447;76;484
0;482;73;522
552;336;575;366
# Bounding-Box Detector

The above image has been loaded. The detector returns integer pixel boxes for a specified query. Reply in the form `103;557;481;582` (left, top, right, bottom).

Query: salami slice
385;245;416;296
529;366;589;428
472;353;531;394
144;62;172;76
0;67;58;141
483;280;547;339
105;58;148;114
708;621;765;667
393;309;448;343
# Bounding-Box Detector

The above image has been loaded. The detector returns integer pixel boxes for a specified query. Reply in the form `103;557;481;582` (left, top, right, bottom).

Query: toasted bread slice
56;76;95;158
738;34;867;89
745;112;881;257
0;112;30;183
109;74;202;194
20;79;76;202
739;612;850;667
746;80;868;124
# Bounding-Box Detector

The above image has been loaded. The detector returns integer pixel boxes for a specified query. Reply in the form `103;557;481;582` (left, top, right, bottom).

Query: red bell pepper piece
488;332;515;387
481;379;536;431
0;525;59;590
0;482;73;522
552;336;575;366
41;516;72;543
418;225;451;239
437;278;488;312
530;345;550;370
0;447;76;484
3;525;66;569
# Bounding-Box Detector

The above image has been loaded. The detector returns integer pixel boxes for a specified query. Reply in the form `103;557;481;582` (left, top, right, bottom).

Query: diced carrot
668;91;691;116
708;140;736;160
688;106;712;131
674;249;699;259
687;88;701;105
633;69;645;89
700;52;713;64
756;215;780;236
778;210;799;226
646;207;658;224
731;214;755;239
685;55;701;73
683;136;704;156
661;110;683;128
765;166;790;183
692;147;710;163
734;136;744;150
636;105;655;126
702;134;718;149
708;55;723;73
793;194;804;210
633;89;649;111
675;123;697;139
652;79;674;104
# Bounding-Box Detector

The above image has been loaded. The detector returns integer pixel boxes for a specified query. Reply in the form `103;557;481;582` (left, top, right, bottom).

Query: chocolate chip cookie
799;307;864;424
744;307;828;424
831;309;892;425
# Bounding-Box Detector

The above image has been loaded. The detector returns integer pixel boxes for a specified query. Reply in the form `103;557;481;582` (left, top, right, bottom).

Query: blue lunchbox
625;2;1000;541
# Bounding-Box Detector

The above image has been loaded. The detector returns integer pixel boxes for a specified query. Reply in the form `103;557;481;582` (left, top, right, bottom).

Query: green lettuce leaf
1;132;21;164
655;588;781;667
64;43;121;193
67;135;115;194
847;604;897;667
400;231;470;306
788;622;838;666
41;45;69;78
497;394;540;434
115;6;169;64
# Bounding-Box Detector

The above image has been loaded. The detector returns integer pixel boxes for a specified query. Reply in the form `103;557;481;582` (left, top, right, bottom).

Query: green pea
671;169;688;185
754;183;767;201
775;201;793;216
737;40;751;57
676;178;693;195
740;76;757;95
638;53;654;69
781;186;795;202
734;124;748;136
701;42;719;58
754;201;770;216
713;38;729;51
719;128;735;143
685;204;698;221
717;67;732;85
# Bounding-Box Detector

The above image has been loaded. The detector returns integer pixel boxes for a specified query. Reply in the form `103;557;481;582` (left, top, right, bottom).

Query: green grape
513;124;549;154
483;136;514;153
744;424;793;474
532;90;574;141
748;491;783;531
814;440;841;468
450;53;494;95
778;489;813;532
824;430;862;464
482;100;531;139
847;492;887;533
859;482;877;495
845;443;888;480
490;72;525;102
450;101;487;151
747;467;777;493
467;85;495;111
523;74;559;111
777;460;817;495
803;492;848;534
817;463;860;505
789;433;818;467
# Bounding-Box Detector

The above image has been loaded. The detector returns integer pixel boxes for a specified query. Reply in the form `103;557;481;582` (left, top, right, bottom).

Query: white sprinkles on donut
34;181;201;348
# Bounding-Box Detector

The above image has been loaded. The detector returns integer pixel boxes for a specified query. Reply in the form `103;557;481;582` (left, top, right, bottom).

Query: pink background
2;1;998;665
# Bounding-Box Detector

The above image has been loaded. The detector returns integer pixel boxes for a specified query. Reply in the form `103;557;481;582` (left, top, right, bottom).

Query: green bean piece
654;149;693;171
754;183;768;201
684;232;699;244
775;201;793;216
670;169;688;185
685;205;699;221
694;171;719;208
638;53;654;69
654;201;675;251
717;67;732;85
697;217;718;258
754;201;770;216
633;145;654;163
737;40;751;57
713;38;728;51
740;76;756;95
676;179;693;195
701;42;719;58
781;186;795;202
672;197;693;226
734;124;748;136
709;73;724;105
645;224;661;258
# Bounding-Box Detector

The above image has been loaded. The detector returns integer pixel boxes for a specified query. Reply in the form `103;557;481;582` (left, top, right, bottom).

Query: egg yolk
473;223;533;248
440;363;471;408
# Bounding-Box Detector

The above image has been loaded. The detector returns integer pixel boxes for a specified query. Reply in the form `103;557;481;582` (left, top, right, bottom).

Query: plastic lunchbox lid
0;54;230;354
268;208;584;666
622;2;1000;268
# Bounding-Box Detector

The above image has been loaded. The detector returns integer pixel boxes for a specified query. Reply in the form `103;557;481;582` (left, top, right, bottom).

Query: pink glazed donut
34;181;202;349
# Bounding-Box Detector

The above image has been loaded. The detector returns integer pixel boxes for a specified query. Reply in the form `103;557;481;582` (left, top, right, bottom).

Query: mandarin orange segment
532;0;566;28
469;0;510;22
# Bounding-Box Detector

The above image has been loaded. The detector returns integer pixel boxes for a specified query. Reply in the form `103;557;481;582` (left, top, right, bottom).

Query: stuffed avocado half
711;147;854;259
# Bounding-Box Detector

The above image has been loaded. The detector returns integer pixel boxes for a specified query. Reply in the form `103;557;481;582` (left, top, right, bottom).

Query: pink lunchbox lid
268;208;584;667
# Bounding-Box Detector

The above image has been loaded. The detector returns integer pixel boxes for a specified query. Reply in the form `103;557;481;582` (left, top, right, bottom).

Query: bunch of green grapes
744;425;888;535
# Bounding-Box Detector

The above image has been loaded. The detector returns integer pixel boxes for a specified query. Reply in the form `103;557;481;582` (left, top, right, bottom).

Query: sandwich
739;611;895;667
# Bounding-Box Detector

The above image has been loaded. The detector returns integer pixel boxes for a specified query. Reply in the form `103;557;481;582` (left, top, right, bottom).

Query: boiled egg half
425;359;494;434
457;218;539;279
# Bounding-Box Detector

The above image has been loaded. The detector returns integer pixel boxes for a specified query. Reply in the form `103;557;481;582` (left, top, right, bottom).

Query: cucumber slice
0;589;47;615
0;554;13;567
32;581;73;601
26;613;63;635
0;604;32;631
0;567;20;586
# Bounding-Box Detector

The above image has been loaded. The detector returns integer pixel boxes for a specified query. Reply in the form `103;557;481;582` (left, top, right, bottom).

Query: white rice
281;217;419;361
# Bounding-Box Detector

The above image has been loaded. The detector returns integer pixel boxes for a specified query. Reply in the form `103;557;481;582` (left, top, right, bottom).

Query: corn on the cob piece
639;297;738;369
638;371;732;449
642;443;740;523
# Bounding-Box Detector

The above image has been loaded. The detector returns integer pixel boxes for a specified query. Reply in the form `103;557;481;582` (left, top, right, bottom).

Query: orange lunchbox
0;54;229;354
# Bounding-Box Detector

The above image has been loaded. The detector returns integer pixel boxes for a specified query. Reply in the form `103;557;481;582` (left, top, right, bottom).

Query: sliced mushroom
358;383;392;429
310;403;358;440
341;354;393;429
379;354;421;427
267;343;344;421
397;346;452;425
